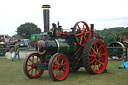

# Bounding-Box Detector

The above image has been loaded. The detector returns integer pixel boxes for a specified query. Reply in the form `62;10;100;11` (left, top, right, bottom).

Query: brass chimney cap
42;5;51;9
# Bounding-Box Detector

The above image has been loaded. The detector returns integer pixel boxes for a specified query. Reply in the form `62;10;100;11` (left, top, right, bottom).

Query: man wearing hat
12;43;20;61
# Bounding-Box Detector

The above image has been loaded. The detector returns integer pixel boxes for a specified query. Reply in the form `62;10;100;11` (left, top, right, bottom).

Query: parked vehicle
18;39;30;47
0;35;7;56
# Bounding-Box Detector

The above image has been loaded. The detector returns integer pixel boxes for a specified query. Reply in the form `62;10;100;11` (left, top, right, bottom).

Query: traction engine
23;5;108;81
104;33;127;60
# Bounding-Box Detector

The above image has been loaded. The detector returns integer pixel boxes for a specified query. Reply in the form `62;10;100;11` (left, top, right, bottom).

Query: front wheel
23;53;44;79
48;53;69;81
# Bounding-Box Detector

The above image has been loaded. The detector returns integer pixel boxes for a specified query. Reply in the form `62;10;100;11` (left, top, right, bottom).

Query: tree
12;34;24;40
16;22;41;39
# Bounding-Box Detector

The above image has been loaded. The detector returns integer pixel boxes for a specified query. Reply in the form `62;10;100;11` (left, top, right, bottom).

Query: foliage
95;27;128;38
16;22;41;39
12;34;24;40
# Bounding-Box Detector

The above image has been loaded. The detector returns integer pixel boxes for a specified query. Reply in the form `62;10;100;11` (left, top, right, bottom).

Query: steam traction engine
23;5;108;81
104;33;127;60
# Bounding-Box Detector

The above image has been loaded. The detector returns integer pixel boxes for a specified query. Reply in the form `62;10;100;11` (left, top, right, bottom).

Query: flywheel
74;21;91;46
104;33;117;46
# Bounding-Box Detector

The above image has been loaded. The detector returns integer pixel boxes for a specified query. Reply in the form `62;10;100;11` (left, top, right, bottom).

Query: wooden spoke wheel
74;21;90;46
48;53;69;81
107;41;125;60
23;53;44;78
82;39;108;74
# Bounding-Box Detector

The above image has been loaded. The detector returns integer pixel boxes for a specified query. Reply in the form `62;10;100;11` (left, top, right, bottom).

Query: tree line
12;22;128;40
95;27;128;38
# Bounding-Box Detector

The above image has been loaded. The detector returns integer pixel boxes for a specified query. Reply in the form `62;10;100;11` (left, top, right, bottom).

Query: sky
0;0;128;36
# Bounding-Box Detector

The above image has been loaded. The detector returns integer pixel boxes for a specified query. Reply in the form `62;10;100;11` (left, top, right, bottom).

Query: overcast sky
0;0;128;36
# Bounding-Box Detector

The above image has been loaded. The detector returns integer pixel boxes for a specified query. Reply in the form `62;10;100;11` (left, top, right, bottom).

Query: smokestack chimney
90;24;94;31
42;5;51;32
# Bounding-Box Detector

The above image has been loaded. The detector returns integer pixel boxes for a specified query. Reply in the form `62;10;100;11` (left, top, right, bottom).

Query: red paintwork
75;21;90;46
51;54;69;80
89;40;108;73
26;53;44;78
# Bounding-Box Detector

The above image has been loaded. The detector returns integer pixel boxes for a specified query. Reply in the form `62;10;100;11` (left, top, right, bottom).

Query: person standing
12;43;20;61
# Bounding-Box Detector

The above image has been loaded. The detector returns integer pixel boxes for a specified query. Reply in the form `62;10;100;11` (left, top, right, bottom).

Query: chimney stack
90;24;94;31
42;5;51;32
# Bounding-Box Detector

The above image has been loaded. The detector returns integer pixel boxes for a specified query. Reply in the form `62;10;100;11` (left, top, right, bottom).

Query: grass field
0;58;128;85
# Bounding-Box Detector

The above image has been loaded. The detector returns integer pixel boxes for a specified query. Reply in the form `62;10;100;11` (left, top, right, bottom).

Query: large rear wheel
82;39;108;74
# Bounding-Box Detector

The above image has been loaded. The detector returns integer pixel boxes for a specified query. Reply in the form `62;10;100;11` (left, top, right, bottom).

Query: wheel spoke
91;47;97;54
76;33;82;36
95;43;98;53
85;31;90;34
63;68;65;71
27;64;31;66
98;45;103;51
37;69;40;73
97;60;104;65
61;63;66;66
28;68;32;72
32;56;34;63
53;69;58;77
83;35;87;42
59;71;61;78
77;25;82;32
31;69;33;75
80;35;83;45
100;53;105;56
29;59;33;63
57;57;60;64
90;59;96;64
96;64;99;71
89;54;96;57
93;61;96;69
82;24;85;31
55;58;59;64
59;70;63;78
61;59;64;65
37;60;41;63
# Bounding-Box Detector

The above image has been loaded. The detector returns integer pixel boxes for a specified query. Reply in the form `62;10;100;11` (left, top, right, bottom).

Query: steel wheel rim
51;54;69;80
26;54;43;78
89;40;108;73
74;21;90;46
108;42;125;59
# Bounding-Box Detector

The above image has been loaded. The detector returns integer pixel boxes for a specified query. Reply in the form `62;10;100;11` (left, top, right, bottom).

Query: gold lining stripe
55;39;60;52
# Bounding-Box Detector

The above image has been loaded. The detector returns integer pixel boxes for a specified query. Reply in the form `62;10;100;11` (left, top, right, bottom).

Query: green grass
0;58;128;85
